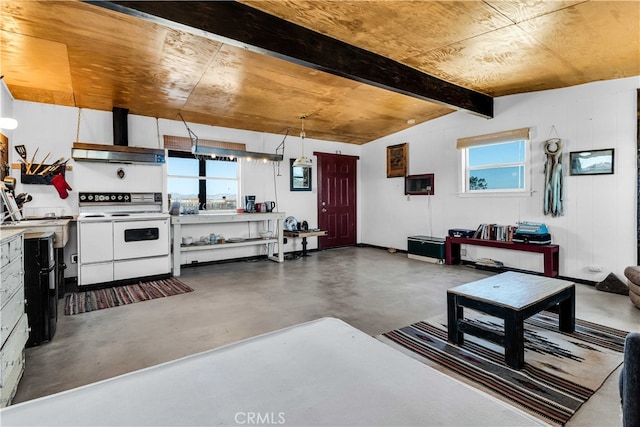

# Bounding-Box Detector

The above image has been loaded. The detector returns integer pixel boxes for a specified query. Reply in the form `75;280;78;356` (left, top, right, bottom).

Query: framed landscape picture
569;149;614;175
387;143;407;178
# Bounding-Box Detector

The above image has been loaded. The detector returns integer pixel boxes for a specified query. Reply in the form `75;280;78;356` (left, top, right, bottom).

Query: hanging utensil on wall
30;152;51;175
14;145;29;172
13;145;27;161
42;158;69;176
38;157;64;176
26;147;39;174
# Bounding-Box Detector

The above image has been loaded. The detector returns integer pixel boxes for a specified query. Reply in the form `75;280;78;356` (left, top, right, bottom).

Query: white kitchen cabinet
0;250;23;308
78;221;113;264
79;262;114;286
0;230;28;408
0;290;25;345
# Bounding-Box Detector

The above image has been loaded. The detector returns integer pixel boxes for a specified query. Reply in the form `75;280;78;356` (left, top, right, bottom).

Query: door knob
321;208;327;213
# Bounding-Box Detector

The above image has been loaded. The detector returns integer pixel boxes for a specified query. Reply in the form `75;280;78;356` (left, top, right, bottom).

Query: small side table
283;230;328;257
447;271;575;369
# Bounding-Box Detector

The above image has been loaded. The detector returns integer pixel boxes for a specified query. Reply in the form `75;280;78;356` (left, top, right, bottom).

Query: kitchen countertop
1;228;26;243
1;218;72;248
171;212;285;224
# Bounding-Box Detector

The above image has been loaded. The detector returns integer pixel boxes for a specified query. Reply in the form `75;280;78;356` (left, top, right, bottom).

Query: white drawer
0;235;23;270
0;288;25;347
0;314;28;389
0;350;24;408
79;262;114;286
114;255;170;281
0;257;23;310
0;241;7;269
8;236;22;264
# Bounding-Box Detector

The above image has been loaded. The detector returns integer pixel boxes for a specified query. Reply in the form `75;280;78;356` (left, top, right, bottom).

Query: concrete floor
12;247;640;426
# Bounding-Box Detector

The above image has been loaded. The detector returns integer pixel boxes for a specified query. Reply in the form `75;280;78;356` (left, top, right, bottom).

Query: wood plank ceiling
1;0;638;145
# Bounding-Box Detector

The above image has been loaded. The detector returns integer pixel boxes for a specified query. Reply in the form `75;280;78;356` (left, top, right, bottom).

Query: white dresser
0;229;29;407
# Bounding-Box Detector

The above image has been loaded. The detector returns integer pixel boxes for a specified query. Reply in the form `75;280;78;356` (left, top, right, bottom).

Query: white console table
170;212;285;276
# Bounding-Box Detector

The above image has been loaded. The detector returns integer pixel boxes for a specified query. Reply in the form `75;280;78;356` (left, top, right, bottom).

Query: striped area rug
381;311;627;425
65;278;194;315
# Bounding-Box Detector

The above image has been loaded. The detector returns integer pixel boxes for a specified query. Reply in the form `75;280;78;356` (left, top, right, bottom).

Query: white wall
1;79;17;181
6;76;638;281
361;77;639;282
7;101;360;266
0;80;16;136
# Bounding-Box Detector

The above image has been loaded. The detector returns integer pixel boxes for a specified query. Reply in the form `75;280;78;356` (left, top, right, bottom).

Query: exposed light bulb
293;115;312;168
0;117;18;130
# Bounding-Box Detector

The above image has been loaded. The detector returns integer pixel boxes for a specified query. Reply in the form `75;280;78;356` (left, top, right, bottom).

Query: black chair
619;332;640;427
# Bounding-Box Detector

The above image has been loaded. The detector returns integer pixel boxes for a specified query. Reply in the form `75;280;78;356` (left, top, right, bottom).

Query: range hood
72;142;165;165
71;107;165;165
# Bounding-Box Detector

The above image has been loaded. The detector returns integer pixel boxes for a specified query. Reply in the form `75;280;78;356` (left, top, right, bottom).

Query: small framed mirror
290;159;312;191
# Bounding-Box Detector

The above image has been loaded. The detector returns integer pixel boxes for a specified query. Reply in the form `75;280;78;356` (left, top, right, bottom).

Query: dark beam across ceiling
87;0;493;119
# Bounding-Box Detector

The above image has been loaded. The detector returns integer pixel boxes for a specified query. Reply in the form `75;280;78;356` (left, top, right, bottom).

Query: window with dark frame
167;150;239;211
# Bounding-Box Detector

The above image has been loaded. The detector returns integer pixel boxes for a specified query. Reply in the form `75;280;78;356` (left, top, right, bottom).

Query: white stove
77;192;171;288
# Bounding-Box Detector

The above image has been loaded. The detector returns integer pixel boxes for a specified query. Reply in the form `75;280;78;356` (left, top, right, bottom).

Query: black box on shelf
512;233;552;245
448;229;476;238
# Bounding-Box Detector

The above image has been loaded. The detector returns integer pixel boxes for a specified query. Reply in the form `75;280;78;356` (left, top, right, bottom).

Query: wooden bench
283;229;327;257
445;236;560;278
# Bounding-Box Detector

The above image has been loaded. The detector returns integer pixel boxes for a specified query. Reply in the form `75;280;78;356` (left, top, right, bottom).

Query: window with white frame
458;128;530;194
167;150;239;211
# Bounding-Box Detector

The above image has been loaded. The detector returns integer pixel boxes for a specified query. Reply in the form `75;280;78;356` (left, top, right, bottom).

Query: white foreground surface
1;317;547;426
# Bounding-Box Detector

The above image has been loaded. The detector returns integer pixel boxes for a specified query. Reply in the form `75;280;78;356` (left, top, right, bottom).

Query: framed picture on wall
387;143;407;178
569;149;614;175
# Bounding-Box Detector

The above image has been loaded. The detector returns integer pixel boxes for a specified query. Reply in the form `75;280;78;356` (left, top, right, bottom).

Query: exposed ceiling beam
86;0;493;119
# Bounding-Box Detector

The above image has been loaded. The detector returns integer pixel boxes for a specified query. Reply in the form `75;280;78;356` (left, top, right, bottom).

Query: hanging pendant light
0;76;18;130
293;115;312;168
0;117;18;130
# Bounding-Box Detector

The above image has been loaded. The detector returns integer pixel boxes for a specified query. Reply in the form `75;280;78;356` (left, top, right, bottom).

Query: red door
314;152;359;249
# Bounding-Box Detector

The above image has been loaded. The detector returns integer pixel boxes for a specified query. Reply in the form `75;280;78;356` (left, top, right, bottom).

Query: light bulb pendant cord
293;115;312;168
299;116;306;156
